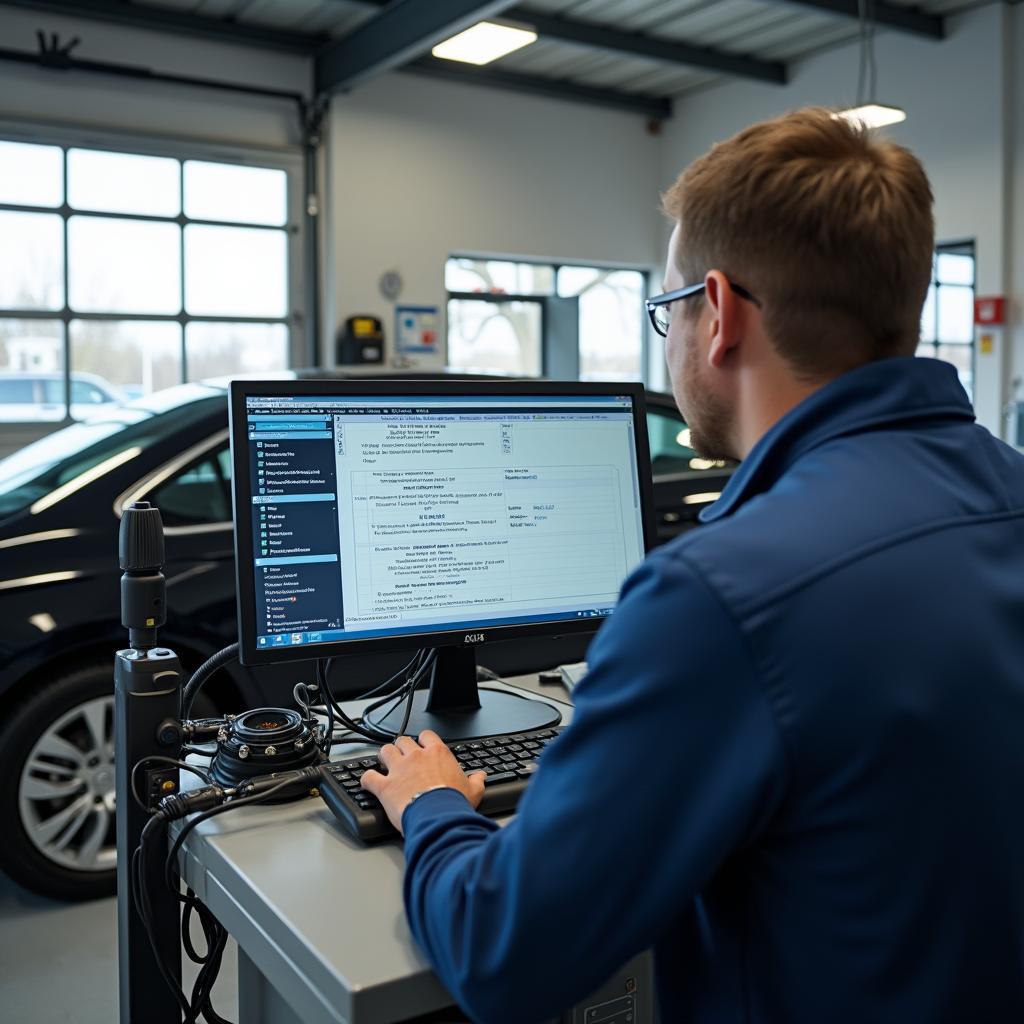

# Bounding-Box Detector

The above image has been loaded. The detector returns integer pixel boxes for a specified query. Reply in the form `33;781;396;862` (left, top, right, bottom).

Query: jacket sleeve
401;548;789;1023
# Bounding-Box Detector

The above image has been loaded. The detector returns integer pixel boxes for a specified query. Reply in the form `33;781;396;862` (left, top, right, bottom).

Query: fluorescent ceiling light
432;22;537;66
833;104;907;129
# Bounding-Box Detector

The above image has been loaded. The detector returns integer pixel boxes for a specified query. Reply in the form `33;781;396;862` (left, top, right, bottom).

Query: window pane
70;320;182;403
936;343;973;396
68;149;180;217
185;322;289;380
559;267;645;381
0;318;65;422
184;161;287;226
445;258;554;296
936;285;974;344
0;211;64;309
446;299;542;376
152;451;230;525
919;283;936;344
68;216;181;313
184;225;287;317
0;141;63;207
936;252;974;286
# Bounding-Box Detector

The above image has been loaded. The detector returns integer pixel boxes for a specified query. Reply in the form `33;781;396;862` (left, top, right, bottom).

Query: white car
0;371;126;422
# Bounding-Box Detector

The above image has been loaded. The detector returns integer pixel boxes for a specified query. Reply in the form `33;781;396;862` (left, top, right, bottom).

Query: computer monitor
229;379;654;740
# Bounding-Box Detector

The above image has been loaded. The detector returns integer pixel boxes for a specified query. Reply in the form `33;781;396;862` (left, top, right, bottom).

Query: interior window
151;444;231;525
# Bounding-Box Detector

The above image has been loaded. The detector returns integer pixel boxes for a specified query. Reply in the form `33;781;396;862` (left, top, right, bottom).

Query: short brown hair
662;107;934;378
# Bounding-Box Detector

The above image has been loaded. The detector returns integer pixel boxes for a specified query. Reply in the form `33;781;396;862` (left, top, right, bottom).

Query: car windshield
0;384;226;520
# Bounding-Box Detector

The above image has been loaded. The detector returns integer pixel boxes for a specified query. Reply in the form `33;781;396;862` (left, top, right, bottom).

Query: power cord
180;643;239;718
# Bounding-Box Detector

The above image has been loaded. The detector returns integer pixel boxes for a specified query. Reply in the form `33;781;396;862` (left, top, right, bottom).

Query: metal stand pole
114;500;183;1024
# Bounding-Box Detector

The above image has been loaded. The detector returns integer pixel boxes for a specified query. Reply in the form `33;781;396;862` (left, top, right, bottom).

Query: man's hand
361;731;486;835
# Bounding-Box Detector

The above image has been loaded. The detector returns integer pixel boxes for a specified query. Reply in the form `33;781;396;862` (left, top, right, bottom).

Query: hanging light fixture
833;0;907;129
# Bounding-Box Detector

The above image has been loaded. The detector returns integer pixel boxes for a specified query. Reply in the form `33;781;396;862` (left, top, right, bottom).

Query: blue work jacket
402;356;1024;1023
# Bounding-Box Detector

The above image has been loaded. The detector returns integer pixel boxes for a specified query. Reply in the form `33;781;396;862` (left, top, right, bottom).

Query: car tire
0;661;220;902
0;665;122;901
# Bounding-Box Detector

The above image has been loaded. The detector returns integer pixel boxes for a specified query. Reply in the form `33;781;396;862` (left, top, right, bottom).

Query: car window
0;379;36;402
646;403;733;476
70;380;107;404
151;443;231;526
0;386;225;520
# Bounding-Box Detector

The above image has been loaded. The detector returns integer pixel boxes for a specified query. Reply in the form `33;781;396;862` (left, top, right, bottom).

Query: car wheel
0;662;221;901
0;666;119;900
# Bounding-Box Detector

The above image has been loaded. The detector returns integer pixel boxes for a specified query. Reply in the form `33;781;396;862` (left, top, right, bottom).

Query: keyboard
319;727;564;841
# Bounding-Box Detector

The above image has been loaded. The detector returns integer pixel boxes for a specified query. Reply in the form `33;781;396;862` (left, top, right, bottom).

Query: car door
645;399;736;543
143;432;240;652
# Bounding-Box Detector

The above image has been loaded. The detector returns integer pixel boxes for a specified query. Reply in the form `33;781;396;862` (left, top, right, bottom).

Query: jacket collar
699;357;975;524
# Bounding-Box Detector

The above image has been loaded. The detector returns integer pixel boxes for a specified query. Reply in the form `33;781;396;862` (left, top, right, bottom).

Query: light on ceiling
432;22;538;66
833;103;907;130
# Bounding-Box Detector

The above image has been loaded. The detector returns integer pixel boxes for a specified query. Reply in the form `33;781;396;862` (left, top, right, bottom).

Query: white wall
325;72;663;366
660;3;1013;435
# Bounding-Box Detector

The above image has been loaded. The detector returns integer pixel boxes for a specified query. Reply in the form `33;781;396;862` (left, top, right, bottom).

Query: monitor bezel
230;377;656;668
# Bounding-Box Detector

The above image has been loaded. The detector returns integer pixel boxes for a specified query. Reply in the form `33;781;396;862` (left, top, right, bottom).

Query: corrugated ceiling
92;0;999;110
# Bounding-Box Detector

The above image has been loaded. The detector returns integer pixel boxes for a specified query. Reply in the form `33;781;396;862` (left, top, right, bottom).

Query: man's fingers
361;768;385;794
378;743;400;769
395;735;419;754
417;729;444;749
466;770;486;805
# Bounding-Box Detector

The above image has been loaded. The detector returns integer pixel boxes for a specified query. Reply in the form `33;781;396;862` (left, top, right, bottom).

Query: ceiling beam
405;56;672;120
0;0;327;54
315;0;519;94
507;8;787;84
770;0;944;39
330;0;786;84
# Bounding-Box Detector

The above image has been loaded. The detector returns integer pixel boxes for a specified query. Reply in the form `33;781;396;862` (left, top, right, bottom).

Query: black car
0;372;733;900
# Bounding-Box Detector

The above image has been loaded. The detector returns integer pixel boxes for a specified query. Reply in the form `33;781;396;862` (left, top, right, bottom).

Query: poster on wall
395;305;440;364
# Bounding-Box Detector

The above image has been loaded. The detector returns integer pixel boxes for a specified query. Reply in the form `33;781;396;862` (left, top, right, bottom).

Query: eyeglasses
646;280;761;337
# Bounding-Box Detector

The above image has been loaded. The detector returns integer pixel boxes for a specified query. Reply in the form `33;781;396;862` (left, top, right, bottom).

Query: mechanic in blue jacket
362;106;1024;1022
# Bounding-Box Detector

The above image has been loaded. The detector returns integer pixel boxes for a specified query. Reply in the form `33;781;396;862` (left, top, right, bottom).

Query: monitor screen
230;380;653;668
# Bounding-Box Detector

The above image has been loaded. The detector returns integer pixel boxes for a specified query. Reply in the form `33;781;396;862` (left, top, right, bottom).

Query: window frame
445;254;653;383
0;119;305;426
918;239;976;399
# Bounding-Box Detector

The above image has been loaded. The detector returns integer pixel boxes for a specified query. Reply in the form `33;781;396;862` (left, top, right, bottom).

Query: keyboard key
484;772;517;785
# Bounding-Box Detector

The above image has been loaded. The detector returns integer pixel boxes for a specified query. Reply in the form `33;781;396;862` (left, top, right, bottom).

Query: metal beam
405;56;672;120
770;0;944;39
507;8;787;84
0;0;327;54
315;0;519;94
327;0;786;84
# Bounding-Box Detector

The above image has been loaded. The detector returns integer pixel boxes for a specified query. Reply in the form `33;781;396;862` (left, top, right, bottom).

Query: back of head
662;107;935;379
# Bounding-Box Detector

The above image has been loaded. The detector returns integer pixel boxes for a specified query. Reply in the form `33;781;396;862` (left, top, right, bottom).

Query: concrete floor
0;873;238;1023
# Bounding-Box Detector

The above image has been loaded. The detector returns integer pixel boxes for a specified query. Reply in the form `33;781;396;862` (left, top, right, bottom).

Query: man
363;107;1024;1022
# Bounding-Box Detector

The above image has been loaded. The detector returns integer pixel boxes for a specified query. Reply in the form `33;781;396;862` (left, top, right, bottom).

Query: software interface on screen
243;392;647;651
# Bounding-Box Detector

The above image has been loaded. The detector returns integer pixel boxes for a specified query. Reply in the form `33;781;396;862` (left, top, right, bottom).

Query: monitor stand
361;646;562;742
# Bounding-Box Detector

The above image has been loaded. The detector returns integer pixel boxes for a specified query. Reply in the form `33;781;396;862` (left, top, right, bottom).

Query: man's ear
704;270;742;369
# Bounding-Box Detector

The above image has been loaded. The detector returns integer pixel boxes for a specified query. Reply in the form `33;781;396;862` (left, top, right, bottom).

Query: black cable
163;776;297;896
360;649;437;742
315;660;336;753
181;642;239;718
133;776;300;1024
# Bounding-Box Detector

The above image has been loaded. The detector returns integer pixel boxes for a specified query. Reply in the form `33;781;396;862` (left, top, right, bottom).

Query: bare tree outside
445;258;646;380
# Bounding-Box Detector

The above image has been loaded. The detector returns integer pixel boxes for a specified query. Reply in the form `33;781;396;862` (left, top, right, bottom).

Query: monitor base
363;687;562;742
